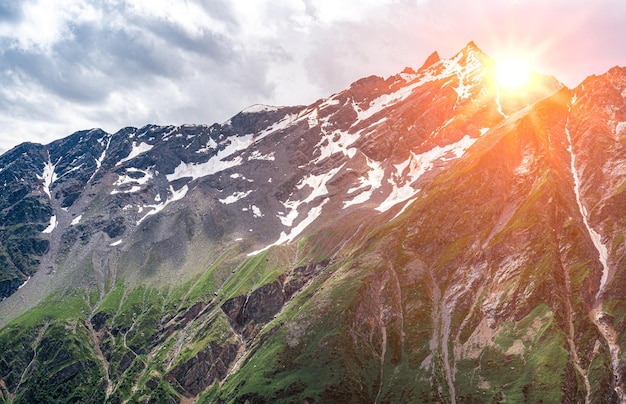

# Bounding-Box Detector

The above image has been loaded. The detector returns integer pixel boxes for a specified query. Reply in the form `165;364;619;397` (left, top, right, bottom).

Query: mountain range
1;41;626;403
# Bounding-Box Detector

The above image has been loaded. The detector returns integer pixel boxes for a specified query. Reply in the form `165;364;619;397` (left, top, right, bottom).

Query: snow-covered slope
1;42;556;303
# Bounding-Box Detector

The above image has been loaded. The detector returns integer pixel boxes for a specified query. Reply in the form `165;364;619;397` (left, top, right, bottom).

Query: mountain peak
465;40;479;50
419;51;440;71
459;40;488;59
439;41;491;74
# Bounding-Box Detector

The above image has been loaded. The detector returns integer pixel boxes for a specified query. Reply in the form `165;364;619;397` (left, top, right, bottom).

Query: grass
204;244;439;403
96;281;126;313
175;311;235;366
218;244;296;301
453;304;569;402
8;319;107;403
201;258;361;402
183;249;231;302
4;290;90;329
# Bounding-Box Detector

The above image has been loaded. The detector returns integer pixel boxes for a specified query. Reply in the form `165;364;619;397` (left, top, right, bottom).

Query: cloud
0;0;280;149
0;0;625;152
0;1;21;22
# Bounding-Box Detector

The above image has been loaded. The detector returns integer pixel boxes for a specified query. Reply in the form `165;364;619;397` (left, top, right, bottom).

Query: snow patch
96;136;110;169
248;150;275;161
167;134;253;182
71;215;82;226
249;198;329;256
42;215;57;233
196;137;218;153
168;114;298;183
111;186;142;195
219;190;252;204
110;240;122;246
251;205;263;218
277;164;344;227
349;63;471;126
313;128;359;164
250;164;345;252
242;104;279;114
400;71;419;82
343;158;385;208
495;86;508;118
391;197;419;220
258;112;299;136
307;108;319;128
319;96;340;109
89;135;111;183
351;82;419;123
38;157;58;199
137;185;189;224
515;150;534;176
117;142;153;166
452;66;481;100
377;134;476;212
161;126;178;141
112;168;153;192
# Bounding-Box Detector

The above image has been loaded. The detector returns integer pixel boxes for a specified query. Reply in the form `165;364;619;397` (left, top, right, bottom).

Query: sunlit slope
205;88;616;403
3;43;626;403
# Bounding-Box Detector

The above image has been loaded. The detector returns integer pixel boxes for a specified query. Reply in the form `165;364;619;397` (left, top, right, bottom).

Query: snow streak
38;156;58;199
566;116;626;402
88;135;111;183
565;121;610;299
495;85;508;118
42;215;57;234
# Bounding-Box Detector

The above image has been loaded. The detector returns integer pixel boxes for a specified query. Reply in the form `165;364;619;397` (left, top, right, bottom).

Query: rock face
222;260;328;339
1;42;626;403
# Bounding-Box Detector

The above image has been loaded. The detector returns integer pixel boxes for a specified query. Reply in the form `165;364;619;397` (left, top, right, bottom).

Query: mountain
1;41;625;403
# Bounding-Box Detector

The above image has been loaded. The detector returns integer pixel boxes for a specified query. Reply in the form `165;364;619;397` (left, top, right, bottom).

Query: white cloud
306;0;396;24
0;0;100;52
128;0;229;38
0;0;625;153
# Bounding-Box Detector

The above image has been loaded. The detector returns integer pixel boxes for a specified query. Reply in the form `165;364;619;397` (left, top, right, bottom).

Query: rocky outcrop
166;340;239;397
222;260;329;338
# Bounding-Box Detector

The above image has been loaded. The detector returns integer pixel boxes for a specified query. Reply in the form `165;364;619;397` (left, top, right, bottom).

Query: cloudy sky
0;0;624;154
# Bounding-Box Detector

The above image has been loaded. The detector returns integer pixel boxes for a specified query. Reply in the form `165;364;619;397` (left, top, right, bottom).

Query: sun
494;56;532;89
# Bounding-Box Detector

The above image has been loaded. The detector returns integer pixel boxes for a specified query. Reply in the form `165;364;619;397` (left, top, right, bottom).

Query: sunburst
494;56;532;89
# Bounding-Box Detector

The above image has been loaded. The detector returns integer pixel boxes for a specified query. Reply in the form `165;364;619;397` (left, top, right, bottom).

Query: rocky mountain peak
451;40;491;67
2;43;626;403
419;50;440;71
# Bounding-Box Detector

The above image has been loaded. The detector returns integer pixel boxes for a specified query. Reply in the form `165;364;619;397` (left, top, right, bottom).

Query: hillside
1;42;626;403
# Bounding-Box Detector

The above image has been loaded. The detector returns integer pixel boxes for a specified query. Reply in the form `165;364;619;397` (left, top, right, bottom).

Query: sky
0;0;625;154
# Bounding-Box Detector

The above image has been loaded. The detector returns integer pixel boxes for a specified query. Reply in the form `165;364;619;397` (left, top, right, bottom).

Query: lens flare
495;57;531;89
